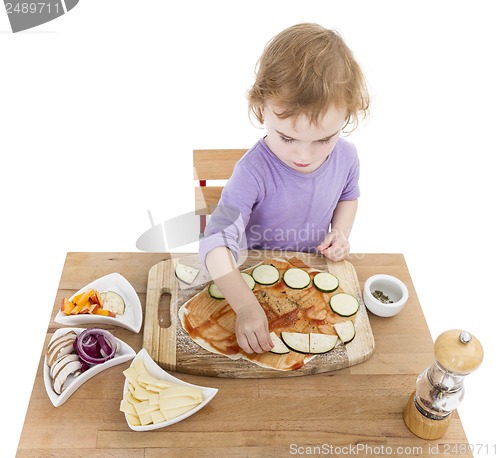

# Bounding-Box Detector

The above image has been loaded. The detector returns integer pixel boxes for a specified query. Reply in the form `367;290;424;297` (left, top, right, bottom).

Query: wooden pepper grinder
403;329;483;440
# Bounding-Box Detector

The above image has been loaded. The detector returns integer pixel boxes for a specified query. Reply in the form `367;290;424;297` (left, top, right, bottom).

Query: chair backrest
193;149;247;216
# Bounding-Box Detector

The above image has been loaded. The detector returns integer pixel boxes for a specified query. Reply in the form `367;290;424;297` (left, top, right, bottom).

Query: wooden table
17;253;473;457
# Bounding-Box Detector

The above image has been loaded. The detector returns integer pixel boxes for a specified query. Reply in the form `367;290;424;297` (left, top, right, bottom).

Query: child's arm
317;199;358;261
205;246;274;354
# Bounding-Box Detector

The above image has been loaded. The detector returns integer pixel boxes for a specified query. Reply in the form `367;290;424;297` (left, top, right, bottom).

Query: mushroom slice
47;332;77;367
47;331;76;355
52;360;83;395
50;353;80;379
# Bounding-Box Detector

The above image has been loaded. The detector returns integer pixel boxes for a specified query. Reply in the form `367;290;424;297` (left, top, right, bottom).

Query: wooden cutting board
143;251;375;378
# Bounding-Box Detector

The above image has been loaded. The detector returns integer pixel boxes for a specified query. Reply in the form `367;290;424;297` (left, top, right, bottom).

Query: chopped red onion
74;328;117;365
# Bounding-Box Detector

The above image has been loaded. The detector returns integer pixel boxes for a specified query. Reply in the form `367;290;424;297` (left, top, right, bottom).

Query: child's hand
317;230;350;261
235;302;274;354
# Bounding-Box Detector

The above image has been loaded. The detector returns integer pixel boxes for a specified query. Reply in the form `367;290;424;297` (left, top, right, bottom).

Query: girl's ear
260;104;265;122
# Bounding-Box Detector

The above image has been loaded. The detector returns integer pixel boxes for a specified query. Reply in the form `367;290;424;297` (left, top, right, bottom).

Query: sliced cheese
139;412;153;426
134;400;160;416
128;383;136;396
151;409;167;424
159;396;199;411
132;386;151;401
132;358;148;376
161;404;197;420
121;357;205;427
158;385;203;400
119;399;136;415
146;384;164;393
148;393;160;406
122;366;138;383
137;373;172;389
126;413;141;426
125;392;140;405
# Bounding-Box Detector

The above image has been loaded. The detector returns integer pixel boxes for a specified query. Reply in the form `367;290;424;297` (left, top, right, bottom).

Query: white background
1;1;499;456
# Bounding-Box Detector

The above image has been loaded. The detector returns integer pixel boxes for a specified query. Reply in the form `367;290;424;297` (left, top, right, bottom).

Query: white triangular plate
44;327;136;407
55;272;142;333
123;348;218;431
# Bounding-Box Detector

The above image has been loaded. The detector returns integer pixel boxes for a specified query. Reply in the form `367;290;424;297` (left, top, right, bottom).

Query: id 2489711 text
5;2;60;14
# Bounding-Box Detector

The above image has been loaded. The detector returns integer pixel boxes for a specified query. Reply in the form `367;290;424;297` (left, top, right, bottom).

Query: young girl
199;23;369;355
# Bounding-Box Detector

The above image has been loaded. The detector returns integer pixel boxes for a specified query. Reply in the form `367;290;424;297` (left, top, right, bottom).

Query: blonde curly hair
248;23;370;132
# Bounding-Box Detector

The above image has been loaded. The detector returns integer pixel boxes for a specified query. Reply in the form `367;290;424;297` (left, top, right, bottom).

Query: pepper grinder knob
435;330;483;375
403;329;483;440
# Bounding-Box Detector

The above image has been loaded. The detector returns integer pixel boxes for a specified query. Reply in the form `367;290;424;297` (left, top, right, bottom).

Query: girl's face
262;102;347;174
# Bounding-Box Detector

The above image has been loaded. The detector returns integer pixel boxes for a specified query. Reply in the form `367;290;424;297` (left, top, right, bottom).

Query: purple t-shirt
199;137;360;268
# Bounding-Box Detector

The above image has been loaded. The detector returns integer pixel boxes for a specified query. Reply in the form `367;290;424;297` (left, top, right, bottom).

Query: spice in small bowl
363;275;408;317
372;290;393;304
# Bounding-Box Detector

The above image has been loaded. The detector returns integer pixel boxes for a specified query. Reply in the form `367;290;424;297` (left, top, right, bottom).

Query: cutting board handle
142;259;179;371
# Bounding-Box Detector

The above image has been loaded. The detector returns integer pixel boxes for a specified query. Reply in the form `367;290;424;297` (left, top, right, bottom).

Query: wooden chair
193;149;247;237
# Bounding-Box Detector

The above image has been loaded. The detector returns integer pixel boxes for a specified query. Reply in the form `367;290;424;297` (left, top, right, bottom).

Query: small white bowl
123;349;218;431
363;274;409;317
55;272;143;333
44;327;136;407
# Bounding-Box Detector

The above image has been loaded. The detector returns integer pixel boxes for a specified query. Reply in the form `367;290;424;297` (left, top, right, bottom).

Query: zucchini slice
309;333;339;354
102;291;125;315
281;332;310;354
313;272;339;293
208;282;225;300
241;272;256;291
269;332;290;354
175;263;200;285
329;293;359;317
333;320;356;344
283;268;311;289
252;264;280;285
280;332;339;354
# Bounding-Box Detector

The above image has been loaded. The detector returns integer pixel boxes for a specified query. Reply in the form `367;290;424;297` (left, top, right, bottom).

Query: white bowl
123;349;218;431
363;274;408;317
55;272;143;333
44;327;136;407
